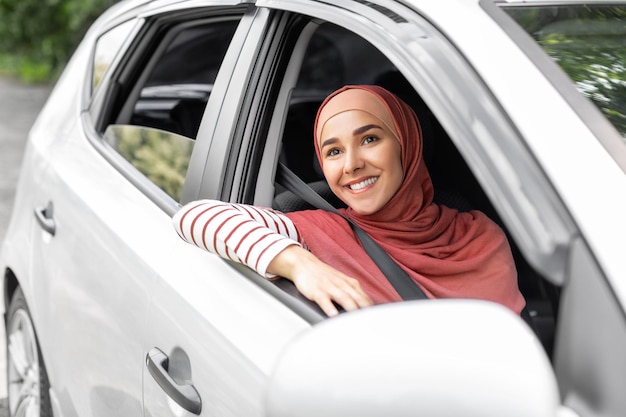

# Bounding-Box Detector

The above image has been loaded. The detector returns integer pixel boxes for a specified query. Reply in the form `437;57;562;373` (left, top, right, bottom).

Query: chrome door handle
146;347;202;415
34;202;56;236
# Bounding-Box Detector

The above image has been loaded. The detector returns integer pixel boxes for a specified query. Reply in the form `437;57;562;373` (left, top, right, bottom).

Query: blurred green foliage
106;125;194;201
0;0;118;82
505;6;626;140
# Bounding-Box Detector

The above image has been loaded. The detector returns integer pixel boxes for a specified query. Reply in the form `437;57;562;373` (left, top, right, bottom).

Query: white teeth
349;177;378;191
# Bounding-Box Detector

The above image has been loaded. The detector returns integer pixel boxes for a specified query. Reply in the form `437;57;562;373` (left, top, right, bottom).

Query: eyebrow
353;124;382;136
320;124;383;149
320;137;339;149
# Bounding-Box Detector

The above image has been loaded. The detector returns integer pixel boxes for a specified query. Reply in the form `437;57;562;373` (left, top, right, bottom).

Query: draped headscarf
286;85;525;313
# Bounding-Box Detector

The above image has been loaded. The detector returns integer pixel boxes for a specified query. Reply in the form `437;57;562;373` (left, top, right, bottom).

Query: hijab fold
286;85;525;313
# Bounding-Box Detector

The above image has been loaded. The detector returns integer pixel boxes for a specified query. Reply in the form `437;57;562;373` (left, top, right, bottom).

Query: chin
349;204;381;216
341;193;384;215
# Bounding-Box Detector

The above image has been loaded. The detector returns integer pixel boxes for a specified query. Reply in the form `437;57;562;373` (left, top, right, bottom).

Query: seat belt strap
276;163;427;301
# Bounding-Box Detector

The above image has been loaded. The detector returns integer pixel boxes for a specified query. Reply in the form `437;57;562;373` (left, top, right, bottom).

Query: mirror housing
267;300;560;417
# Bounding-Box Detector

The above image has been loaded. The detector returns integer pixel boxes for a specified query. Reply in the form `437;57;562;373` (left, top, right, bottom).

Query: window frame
83;4;253;215
180;5;279;204
248;0;576;285
114;17;241;136
85;16;144;118
90;19;137;98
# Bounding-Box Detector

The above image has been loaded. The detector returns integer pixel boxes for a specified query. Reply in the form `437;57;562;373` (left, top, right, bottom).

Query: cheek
321;161;342;186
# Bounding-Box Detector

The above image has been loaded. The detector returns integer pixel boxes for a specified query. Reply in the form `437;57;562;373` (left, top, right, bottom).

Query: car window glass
109;17;241;202
104;125;193;201
503;5;626;142
92;20;135;95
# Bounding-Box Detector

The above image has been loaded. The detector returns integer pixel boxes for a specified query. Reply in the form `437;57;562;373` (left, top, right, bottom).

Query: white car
1;0;625;416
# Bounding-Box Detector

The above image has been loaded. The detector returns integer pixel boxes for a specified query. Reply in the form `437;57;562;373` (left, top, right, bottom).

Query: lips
347;176;378;191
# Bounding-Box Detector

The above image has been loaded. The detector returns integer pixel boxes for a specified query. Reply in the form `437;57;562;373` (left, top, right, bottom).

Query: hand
268;245;373;317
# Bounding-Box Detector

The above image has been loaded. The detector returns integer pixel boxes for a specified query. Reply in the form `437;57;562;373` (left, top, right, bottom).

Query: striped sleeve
172;199;302;277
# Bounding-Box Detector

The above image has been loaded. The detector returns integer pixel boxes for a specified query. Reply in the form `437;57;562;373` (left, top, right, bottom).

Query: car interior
115;20;240;139
270;22;560;355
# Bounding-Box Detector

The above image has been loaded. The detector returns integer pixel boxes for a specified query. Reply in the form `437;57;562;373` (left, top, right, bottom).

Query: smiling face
319;109;403;215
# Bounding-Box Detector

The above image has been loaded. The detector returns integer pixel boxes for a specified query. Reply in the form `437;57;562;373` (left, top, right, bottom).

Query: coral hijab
286;85;525;313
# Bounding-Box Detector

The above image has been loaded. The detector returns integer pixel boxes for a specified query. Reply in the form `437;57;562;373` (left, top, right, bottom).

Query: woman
173;85;526;317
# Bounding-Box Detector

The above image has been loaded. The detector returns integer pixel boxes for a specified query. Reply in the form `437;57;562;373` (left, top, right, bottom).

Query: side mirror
267;300;562;417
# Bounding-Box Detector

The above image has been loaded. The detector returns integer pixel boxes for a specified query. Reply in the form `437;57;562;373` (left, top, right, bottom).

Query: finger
305;282;355;316
344;284;373;308
338;278;373;308
331;291;360;312
327;283;373;312
353;289;373;307
316;297;340;317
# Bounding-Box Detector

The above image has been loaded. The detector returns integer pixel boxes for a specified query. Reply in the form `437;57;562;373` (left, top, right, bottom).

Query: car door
135;5;317;417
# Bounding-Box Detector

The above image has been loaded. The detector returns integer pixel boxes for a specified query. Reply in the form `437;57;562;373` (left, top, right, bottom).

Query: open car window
96;15;242;203
273;23;477;215
256;17;559;352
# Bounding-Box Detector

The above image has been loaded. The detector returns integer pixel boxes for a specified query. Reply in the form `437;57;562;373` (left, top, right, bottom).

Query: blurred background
0;0;119;83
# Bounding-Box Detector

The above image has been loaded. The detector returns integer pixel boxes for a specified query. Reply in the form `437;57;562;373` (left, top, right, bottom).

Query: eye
362;135;379;145
325;148;341;158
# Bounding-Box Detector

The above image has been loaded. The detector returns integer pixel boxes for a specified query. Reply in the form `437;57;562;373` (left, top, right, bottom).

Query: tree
0;0;118;82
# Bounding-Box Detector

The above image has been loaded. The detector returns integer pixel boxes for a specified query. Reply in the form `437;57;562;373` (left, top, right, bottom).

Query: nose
343;147;364;174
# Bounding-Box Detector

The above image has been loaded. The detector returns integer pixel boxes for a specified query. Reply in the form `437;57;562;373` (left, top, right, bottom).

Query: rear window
93;20;135;95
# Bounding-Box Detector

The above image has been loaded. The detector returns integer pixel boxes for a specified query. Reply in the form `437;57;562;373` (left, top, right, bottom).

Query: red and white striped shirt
173;200;302;277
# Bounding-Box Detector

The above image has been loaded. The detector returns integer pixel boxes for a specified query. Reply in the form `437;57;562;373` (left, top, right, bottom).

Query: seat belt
276;162;427;301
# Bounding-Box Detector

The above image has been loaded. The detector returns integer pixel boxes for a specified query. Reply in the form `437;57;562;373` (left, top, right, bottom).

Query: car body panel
24;105;157;417
143;241;309;416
